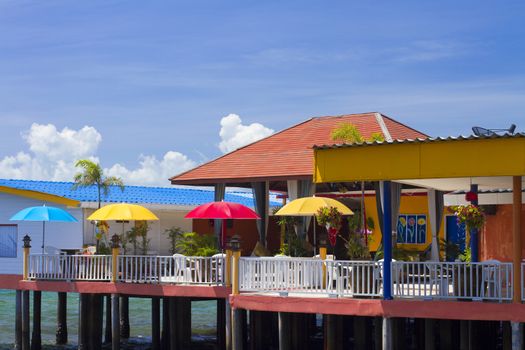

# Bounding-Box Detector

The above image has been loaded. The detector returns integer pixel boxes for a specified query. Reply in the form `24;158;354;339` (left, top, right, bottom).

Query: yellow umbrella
275;196;353;216
87;203;159;221
275;196;353;253
87;203;159;250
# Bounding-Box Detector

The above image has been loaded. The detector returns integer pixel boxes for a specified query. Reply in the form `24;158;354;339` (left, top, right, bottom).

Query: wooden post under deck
15;290;22;350
111;294;120;350
31;291;42;350
56;292;68;344
161;297;170;349
151;297;161;350
120;296;130;338
22;290;30;350
513;176;522;304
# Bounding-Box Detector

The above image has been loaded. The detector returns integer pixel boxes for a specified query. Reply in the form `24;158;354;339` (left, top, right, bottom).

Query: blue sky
0;1;524;185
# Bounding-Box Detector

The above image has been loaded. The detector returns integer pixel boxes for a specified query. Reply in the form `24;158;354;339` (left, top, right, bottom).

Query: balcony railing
118;255;224;285
26;254;516;302
28;254;224;285
29;254;113;281
239;257;381;297
392;261;513;302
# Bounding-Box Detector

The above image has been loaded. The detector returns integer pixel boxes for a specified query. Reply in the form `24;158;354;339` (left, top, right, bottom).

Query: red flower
465;191;478;202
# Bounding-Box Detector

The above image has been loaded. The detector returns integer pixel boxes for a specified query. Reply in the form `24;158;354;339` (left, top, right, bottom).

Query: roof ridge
169;117;316;182
379;113;430;138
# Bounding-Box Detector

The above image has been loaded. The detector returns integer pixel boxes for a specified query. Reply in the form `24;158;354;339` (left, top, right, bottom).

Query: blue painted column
382;181;393;300
469;184;479;262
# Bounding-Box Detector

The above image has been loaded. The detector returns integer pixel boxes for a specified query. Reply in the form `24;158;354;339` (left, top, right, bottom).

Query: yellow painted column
22;235;31;281
232;250;241;295
225;249;233;287
110;234;120;283
513;176;522;303
320;245;327;288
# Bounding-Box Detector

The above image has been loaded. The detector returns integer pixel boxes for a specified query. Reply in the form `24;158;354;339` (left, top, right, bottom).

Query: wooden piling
382;317;393;350
30;291;42;350
56;292;68;345
169;297;178;350
278;312;290;350
151;297;161;350
15;290;22;350
511;322;523;350
161;297;170;349
22;290;30;350
354;316;367;349
120;295;130;338
232;308;243;350
217;299;226;350
91;294;103;350
325;314;335;350
104;295;112;344
177;297;192;348
226;299;232;350
111;294;120;350
425;319;435;350
78;293;90;350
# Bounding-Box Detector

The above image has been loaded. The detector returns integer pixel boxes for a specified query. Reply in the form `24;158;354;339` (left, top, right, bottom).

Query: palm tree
72;159;124;209
72;159;124;344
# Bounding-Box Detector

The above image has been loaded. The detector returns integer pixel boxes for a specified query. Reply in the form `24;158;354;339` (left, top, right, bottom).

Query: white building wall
0;192;83;274
82;207;193;256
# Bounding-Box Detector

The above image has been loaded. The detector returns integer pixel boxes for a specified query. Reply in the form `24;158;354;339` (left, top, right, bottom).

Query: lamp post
229;235;243;350
22;235;31;281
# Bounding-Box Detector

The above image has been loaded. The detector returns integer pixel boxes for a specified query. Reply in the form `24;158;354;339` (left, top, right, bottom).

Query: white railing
28;254;113;281
239;257;381;297
392;261;513;301
117;255;225;285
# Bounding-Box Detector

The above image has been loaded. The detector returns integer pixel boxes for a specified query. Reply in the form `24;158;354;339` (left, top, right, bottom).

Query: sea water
0;290;217;349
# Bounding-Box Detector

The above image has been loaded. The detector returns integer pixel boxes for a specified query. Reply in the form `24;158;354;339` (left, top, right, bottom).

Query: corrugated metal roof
313;133;525;150
0;179;281;207
170;112;428;184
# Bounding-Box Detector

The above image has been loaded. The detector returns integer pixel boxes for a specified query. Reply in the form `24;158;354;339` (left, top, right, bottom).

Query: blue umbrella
10;205;78;253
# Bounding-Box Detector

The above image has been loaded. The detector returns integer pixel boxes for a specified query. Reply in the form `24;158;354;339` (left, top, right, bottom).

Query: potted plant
449;205;484;299
315;206;342;247
451;204;485;230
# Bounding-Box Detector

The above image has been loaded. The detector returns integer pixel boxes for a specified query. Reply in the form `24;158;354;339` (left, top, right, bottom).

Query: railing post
111;235;120;283
230;236;241;295
22;235;31;281
225;249;233;287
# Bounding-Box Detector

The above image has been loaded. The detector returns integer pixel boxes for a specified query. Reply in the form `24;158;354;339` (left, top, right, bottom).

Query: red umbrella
185;201;260;248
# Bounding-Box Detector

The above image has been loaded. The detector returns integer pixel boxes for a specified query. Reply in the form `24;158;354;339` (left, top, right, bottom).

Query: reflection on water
0;290;217;349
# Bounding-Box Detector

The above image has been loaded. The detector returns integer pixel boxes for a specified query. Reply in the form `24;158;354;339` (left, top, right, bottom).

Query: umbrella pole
42;222;45;254
222;220;227;251
313;216;316;255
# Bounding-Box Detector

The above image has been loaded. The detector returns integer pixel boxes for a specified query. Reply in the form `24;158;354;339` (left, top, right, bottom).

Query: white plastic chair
425;263;450;298
480;259;502;300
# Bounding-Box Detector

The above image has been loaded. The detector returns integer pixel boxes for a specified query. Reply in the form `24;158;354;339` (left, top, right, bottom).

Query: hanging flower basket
316;207;342;246
451;204;485;230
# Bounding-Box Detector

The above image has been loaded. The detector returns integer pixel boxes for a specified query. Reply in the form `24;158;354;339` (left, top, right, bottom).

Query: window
0;225;17;258
396;215;427;244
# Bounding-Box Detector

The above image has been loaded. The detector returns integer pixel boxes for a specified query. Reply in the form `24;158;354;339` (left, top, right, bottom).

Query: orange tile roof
170;112;428;185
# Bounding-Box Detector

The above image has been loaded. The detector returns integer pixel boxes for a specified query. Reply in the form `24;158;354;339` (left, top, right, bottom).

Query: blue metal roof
0;179;280;207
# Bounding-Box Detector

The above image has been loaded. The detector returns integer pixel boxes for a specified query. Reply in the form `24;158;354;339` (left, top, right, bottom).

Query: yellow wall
364;194;445;252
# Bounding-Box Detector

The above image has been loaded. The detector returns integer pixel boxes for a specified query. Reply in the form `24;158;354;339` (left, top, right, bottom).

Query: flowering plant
316;207;342;246
451;204;485;230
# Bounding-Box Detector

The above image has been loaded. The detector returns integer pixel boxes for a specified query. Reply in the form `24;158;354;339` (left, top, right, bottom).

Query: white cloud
23;123;101;162
218;114;274;153
105;151;196;186
0;123;196;186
